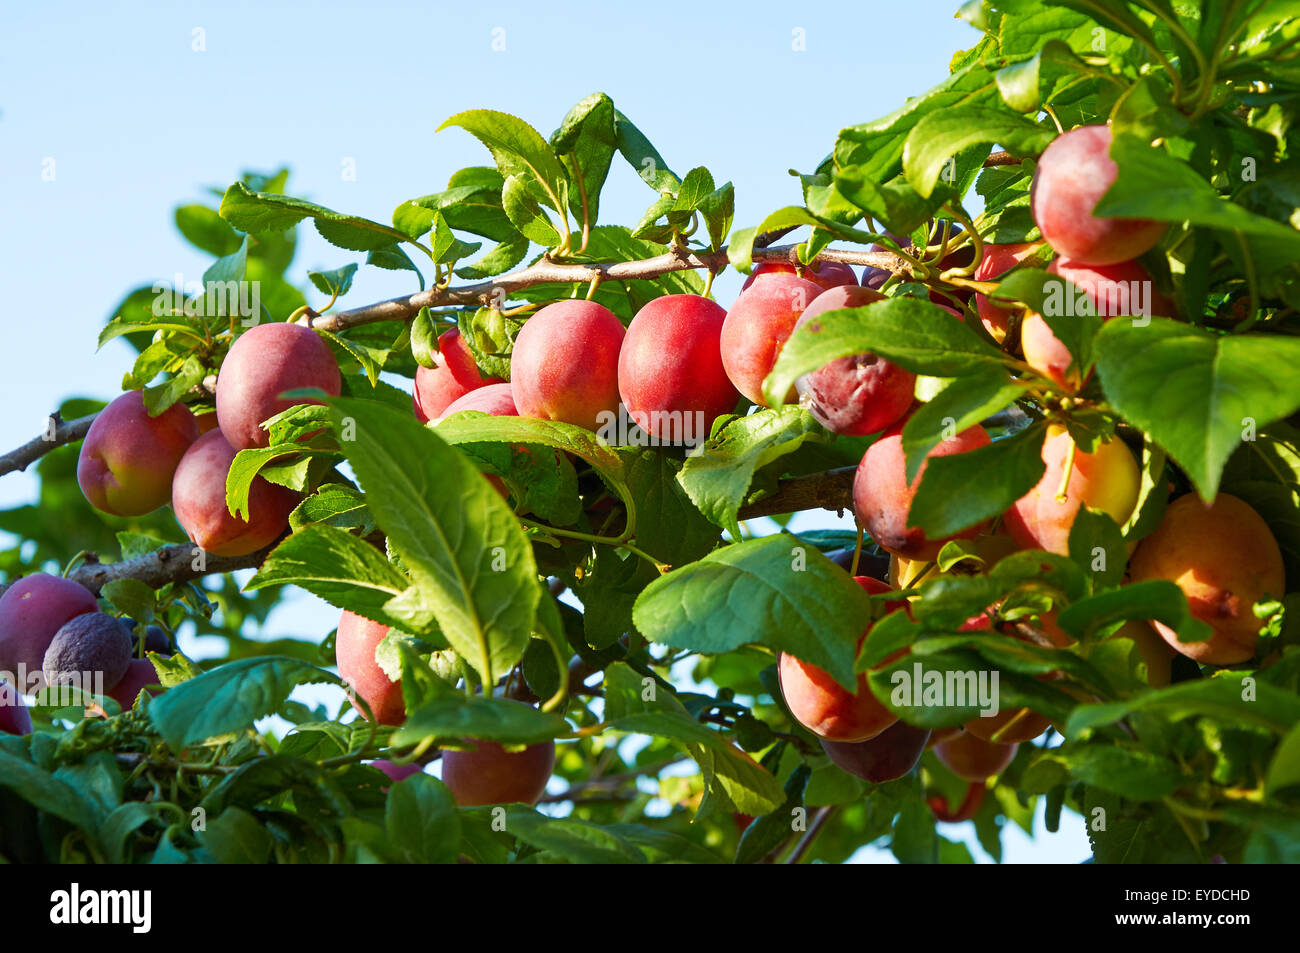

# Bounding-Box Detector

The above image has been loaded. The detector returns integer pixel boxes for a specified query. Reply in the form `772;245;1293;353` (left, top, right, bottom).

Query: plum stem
1055;438;1078;504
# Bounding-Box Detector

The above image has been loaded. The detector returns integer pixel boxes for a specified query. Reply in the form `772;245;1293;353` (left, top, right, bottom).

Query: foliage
3;0;1300;864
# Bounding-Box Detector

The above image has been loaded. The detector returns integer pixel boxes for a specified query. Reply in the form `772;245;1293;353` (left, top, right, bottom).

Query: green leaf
329;398;539;686
148;656;339;750
199;807;272;864
676;407;825;536
438;109;569;221
902;106;1055;198
622;449;720;564
892;791;939;863
631;535;871;689
1101;134;1300;248
602;823;725;863
698;182;735;250
1266;722;1300;795
1067;676;1300;736
366;244;425;290
289;483;372;534
410;308;438;369
307;263;358;299
834;59;997;185
175;204;242;257
385;774;460;863
245;525;411;626
994;39;1092;113
1056;579;1213;644
430;213;483;264
609;710;785;816
219;182;413;252
502;808;647;864
142;356;205;416
763;297;1009;406
901;374;1027;482
736;765;809;864
501;173;562;246
0;750;95;828
100;578;157;623
1067;507;1126;590
550;92;618;227
1046;745;1183;801
1122;440;1168;542
600;662;784;815
392;696;567;746
431;412;634;520
1093;318;1300;499
614;109;680;193
908;425;1046;538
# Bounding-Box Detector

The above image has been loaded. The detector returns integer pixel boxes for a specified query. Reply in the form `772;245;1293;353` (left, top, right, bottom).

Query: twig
736;467;855;520
298;243;915;336
983;151;1022;167
0;413;96;477
1;247;918;476
784;804;837;864
0;539;279;601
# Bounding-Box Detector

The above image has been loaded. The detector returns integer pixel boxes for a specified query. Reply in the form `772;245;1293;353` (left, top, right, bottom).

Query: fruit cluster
28;121;1284;812
767;124;1286;805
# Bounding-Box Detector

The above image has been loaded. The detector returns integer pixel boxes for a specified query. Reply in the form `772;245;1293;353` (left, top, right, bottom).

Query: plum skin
1030;124;1166;266
441;739;556;806
741;259;858;293
792;285;914;437
1003;428;1140;557
414;327;502;423
0;678;31;735
215;322;342;450
42;612;134;693
934;731;1018;782
852;422;993;560
720;274;824;406
510;300;626;432
820;721;931;783
106;657;168;709
171;430;298;557
618;294;739;442
336;610;405;726
77;390;200;516
1129;493;1285;665
779;576;905;742
1022;257;1172;391
972;243;1040;342
0;573;100;680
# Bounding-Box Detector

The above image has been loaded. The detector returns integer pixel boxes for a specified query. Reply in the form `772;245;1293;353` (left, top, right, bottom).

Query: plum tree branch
298;242;916;335
0;464;856;599
2;246;918;475
736;467;855;520
59;540;274;598
0;412;96;477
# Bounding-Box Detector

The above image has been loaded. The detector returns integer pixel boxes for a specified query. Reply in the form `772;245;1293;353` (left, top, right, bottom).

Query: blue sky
0;0;1091;861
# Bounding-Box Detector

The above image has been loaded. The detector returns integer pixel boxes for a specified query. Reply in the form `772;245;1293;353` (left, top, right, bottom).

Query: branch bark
1;245;918;475
299;242;915;335
63;541;275;596
736;467;855;520
0;413;96;477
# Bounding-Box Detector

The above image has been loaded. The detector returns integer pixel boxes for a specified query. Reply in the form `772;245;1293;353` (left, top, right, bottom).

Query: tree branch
1;245;918;475
300;243;915;335
0;413;96;477
0;463;855;599
62;541;276;596
736;467;855;520
983;151;1022;167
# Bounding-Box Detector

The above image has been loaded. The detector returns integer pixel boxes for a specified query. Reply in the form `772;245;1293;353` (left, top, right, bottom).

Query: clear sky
0;0;1091;862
